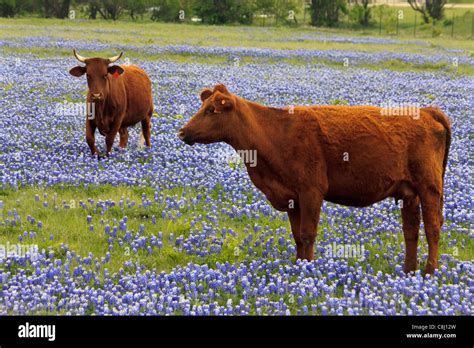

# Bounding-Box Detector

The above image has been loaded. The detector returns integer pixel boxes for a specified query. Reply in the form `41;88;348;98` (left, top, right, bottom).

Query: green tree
273;0;299;25
125;0;148;20
426;0;447;22
42;0;71;18
255;0;272;25
86;0;101;19
0;0;17;17
350;0;371;26
150;0;189;22
194;0;254;25
255;0;299;25
408;0;447;24
97;0;124;20
310;0;346;27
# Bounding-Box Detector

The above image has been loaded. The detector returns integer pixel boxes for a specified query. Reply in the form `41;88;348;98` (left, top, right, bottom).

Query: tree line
0;0;449;26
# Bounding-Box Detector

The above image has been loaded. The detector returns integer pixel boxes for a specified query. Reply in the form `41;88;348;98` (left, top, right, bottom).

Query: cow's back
304;106;446;206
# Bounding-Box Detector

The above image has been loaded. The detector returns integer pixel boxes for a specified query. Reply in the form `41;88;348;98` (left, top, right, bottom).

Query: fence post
379;11;382;35
414;11;417;37
303;0;306;25
451;12;454;38
396;15;399;35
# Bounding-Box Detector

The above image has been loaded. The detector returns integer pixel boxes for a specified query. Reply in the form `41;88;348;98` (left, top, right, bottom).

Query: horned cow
69;49;154;156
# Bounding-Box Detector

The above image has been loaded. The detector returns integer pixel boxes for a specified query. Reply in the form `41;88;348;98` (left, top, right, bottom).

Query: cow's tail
425;107;452;184
139;132;145;148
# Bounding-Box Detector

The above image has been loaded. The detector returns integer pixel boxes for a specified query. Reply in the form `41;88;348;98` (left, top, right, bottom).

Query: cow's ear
69;66;86;77
214;84;230;95
213;95;233;113
108;65;124;76
200;88;213;102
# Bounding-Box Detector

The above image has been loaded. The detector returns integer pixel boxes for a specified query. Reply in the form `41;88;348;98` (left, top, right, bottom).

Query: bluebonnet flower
0;36;472;316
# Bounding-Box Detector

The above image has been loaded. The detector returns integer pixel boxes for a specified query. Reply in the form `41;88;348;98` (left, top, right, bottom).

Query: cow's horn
108;52;123;64
73;49;87;63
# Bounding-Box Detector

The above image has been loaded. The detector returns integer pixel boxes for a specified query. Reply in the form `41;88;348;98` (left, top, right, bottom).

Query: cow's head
178;84;236;146
69;49;124;102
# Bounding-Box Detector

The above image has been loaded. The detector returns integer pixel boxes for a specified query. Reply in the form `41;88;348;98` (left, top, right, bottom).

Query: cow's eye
207;106;215;114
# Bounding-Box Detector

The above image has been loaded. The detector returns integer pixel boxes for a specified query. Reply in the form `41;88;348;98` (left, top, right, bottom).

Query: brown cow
178;84;451;274
69;50;154;156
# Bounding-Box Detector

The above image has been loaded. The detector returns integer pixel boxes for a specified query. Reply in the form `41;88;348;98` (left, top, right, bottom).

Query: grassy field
1;12;473;49
332;6;474;39
0;17;473;76
0;18;472;315
2;184;470;276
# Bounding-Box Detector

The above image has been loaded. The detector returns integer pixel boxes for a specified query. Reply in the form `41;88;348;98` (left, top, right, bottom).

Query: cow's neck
92;80;126;130
91;99;107;129
226;99;289;186
227;99;285;150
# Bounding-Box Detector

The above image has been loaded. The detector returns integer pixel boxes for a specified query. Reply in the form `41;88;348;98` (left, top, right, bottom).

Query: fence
262;5;474;39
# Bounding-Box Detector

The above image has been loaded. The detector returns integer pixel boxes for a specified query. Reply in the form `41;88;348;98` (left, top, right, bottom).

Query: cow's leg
105;121;122;155
419;188;443;275
118;127;129;148
287;206;304;259
141;116;151;147
299;191;323;261
402;196;421;273
85;119;99;155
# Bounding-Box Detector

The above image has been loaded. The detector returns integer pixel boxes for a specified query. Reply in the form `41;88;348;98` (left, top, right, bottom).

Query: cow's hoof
424;262;436;275
403;260;418;274
95;153;106;160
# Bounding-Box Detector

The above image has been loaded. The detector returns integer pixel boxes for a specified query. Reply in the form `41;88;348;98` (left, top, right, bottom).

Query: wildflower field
0;19;472;316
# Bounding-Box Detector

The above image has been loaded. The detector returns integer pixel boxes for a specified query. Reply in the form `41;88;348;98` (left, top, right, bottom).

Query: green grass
1;15;473;51
336;7;474;41
1;42;472;76
1;184;471;278
0;15;472;315
0;15;472;75
0;184;279;274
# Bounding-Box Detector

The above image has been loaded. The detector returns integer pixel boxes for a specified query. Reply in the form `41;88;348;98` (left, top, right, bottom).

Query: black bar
0;316;471;347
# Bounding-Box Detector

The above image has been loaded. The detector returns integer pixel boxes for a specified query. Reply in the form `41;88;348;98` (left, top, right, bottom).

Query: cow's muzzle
91;93;103;102
177;128;194;146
